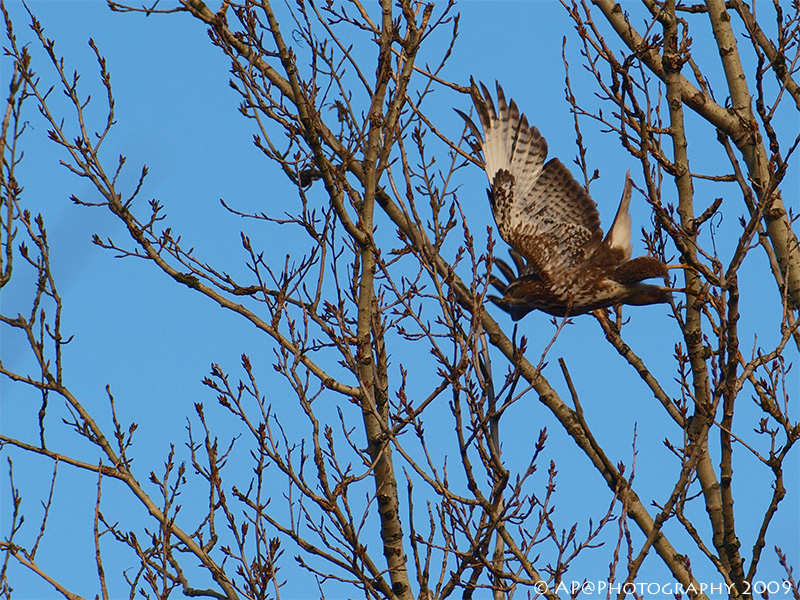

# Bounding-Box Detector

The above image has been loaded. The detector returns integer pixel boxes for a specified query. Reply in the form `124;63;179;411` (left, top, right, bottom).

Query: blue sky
1;1;798;598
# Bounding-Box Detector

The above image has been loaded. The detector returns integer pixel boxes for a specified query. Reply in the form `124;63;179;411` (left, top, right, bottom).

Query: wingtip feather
605;172;633;256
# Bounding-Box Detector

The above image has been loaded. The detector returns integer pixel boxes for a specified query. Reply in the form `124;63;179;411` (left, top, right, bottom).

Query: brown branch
591;0;800;309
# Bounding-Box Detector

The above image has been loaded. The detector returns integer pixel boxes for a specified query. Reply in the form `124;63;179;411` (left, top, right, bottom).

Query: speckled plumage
458;82;671;319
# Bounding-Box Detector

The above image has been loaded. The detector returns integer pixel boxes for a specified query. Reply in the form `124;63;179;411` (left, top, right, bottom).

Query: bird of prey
457;82;672;320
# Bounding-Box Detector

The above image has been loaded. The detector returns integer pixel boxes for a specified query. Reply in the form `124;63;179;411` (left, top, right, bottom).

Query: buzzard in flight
458;82;671;319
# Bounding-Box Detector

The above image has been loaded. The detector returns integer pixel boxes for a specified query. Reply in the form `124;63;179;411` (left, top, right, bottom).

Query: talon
666;264;699;274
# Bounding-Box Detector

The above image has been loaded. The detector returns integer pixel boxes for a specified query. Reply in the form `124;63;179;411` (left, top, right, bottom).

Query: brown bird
457;82;672;319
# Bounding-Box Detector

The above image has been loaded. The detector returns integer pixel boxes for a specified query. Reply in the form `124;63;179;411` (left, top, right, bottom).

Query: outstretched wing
459;82;603;278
